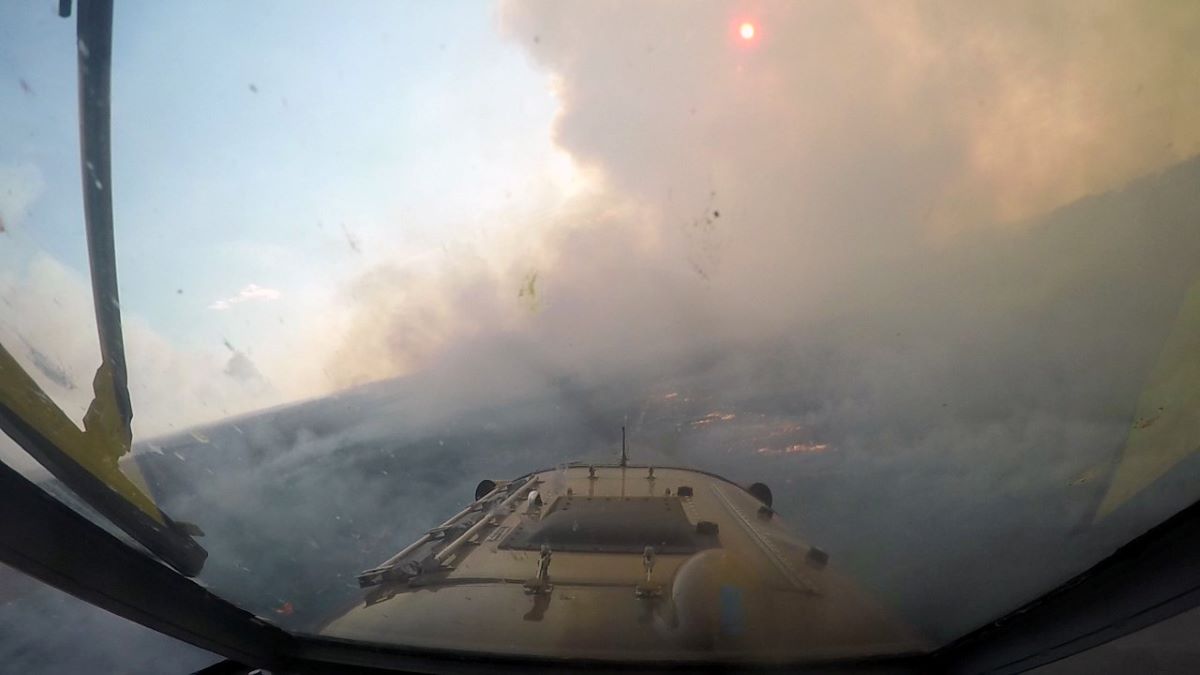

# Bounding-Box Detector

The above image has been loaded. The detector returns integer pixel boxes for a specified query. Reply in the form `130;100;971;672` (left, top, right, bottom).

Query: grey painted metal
78;0;134;432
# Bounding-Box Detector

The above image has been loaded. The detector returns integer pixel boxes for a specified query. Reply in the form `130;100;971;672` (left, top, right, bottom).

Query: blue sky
1;1;581;428
2;0;561;352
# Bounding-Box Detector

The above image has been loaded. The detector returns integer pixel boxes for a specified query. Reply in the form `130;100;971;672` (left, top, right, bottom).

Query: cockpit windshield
2;1;1200;672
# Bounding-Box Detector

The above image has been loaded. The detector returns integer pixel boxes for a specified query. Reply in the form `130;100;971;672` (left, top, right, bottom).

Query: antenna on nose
620;425;628;467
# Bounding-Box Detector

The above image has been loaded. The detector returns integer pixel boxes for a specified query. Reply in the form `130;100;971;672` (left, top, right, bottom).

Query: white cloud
1;254;289;438
208;284;281;310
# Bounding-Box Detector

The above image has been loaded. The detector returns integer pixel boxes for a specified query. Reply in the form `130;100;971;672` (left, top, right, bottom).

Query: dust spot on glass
685;194;721;281
248;83;259;93
341;223;361;253
18;78;34;95
518;271;539;311
1133;407;1165;430
1069;468;1098;487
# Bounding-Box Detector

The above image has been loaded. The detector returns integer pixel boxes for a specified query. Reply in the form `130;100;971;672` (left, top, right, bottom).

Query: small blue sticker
719;585;746;636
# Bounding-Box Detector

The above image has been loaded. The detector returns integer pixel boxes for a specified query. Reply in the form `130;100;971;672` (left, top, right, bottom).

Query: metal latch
635;545;662;599
523;545;553;595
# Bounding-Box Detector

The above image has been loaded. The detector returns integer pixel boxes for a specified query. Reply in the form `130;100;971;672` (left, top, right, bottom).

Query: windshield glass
3;0;1200;666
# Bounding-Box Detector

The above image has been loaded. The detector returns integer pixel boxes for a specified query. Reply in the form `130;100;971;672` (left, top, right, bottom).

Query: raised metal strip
709;483;817;595
485;526;511;543
406;575;643;591
681;496;700;522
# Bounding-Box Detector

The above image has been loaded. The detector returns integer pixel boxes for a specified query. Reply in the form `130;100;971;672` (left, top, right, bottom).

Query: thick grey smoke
297;0;1200;643
133;138;1200;649
329;0;1200;384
